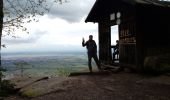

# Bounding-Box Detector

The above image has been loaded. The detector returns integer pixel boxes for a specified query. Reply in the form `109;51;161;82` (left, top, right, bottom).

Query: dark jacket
82;40;97;54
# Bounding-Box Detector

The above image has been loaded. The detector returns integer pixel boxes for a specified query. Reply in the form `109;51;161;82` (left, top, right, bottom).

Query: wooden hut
85;0;170;71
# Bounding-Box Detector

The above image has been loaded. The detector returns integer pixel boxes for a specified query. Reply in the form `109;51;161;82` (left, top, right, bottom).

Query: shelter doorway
111;25;119;62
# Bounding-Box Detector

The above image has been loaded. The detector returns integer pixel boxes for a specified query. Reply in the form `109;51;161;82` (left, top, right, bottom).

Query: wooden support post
98;16;112;64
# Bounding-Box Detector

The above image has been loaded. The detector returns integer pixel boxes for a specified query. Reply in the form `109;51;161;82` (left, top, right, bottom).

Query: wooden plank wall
137;5;170;58
119;20;137;68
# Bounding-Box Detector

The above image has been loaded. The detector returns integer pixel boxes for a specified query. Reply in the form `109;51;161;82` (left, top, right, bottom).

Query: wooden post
98;16;112;64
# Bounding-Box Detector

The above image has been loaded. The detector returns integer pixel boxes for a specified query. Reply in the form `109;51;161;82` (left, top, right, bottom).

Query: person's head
116;40;119;44
89;35;93;40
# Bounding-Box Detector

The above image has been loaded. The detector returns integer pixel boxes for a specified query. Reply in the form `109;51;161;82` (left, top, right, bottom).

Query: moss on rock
21;88;42;97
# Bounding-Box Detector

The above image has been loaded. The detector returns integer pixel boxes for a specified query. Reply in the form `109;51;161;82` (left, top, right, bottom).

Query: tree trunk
0;0;3;82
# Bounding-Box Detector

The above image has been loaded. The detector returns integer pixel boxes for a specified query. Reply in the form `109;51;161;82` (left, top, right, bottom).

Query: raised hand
82;37;85;43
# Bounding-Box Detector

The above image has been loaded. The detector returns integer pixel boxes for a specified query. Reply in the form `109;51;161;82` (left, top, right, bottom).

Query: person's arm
82;38;87;47
94;41;97;53
82;42;86;47
115;43;119;52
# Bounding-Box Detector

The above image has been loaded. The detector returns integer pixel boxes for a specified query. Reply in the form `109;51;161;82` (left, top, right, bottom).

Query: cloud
2;30;47;45
4;0;96;23
34;16;98;45
47;0;96;23
2;15;99;46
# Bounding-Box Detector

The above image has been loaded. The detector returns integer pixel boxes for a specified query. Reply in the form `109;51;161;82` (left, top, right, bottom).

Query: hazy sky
2;0;118;53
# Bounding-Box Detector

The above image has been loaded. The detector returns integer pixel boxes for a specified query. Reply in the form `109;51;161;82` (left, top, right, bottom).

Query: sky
2;0;118;53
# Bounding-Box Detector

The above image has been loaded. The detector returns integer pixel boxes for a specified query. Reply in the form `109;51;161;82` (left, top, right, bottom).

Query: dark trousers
113;50;119;61
88;52;101;72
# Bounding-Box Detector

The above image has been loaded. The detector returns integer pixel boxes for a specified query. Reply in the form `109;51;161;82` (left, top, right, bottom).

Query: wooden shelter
85;0;170;71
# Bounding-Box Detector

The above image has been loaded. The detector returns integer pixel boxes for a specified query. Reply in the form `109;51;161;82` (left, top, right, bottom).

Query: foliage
0;61;31;97
0;67;6;78
0;66;16;97
0;80;16;97
0;67;7;85
0;67;6;72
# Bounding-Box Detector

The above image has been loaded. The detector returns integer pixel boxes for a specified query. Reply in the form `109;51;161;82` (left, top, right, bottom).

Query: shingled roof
85;0;170;22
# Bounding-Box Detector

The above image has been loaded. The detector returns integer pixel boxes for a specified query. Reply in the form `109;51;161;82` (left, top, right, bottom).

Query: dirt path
4;71;170;100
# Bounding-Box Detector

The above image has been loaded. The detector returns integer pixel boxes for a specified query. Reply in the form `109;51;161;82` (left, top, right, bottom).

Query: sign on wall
119;22;136;44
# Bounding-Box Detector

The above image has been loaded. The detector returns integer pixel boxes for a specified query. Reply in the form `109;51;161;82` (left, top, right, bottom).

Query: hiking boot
89;70;93;73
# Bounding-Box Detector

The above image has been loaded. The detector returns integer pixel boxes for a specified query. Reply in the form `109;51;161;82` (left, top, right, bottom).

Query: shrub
0;80;16;97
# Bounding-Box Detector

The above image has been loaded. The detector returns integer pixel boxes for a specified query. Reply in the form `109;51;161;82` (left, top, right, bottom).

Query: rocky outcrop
11;76;69;97
144;54;170;74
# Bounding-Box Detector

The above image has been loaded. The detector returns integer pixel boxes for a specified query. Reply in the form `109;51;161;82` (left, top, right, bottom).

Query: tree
0;0;67;95
3;0;68;37
0;0;4;82
0;0;67;83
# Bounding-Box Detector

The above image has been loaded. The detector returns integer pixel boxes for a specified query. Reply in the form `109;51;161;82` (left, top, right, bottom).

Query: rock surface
4;71;170;100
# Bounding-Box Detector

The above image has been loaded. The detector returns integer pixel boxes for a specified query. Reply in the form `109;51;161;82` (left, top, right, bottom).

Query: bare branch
3;0;68;37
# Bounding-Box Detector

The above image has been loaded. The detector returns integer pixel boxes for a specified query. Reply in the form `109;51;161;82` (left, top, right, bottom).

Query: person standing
82;35;101;73
113;40;119;61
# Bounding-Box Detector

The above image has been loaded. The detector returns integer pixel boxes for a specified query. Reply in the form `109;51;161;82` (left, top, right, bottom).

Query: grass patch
56;67;72;77
20;88;41;97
